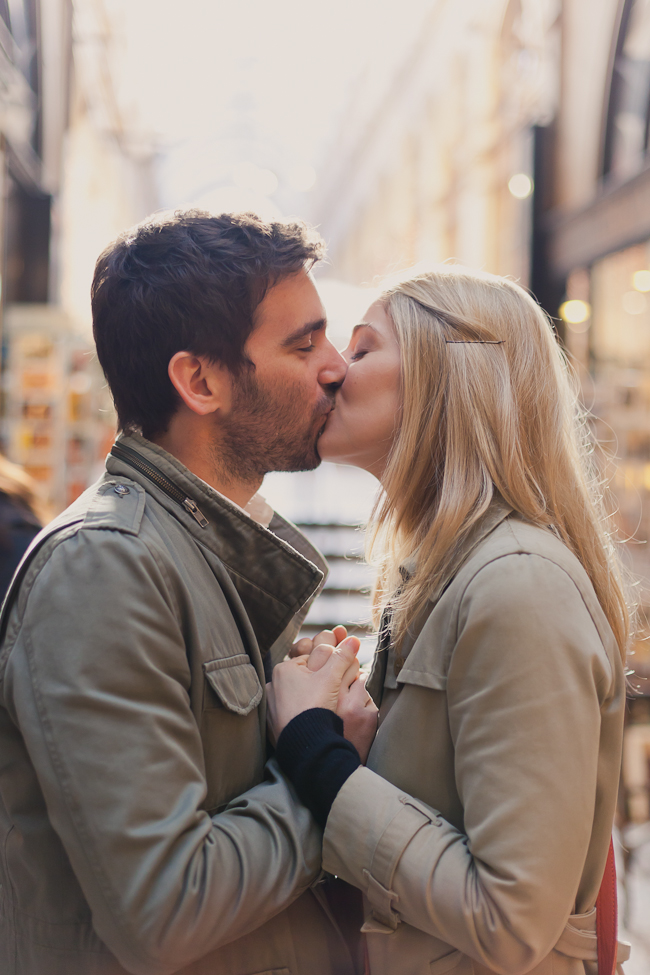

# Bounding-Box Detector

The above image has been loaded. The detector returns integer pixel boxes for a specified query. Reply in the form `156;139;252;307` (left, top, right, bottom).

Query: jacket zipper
110;442;209;528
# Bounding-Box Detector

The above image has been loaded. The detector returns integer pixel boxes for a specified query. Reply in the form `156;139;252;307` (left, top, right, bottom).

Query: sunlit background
1;0;650;957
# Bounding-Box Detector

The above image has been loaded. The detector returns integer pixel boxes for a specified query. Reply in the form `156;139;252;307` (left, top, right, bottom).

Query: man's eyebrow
281;318;327;347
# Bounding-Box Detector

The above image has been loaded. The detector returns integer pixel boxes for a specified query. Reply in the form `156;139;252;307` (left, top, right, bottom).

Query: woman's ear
167;351;232;417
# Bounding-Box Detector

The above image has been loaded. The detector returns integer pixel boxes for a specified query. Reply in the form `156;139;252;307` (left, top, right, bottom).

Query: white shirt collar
198;478;274;529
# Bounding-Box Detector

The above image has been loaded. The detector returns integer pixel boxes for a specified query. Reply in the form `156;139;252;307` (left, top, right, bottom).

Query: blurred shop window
4;177;51;303
604;0;650;181
4;0;39;94
1;305;117;514
624;698;650;823
590;239;650;576
587;242;650;843
0;453;45;600
0;0;53;312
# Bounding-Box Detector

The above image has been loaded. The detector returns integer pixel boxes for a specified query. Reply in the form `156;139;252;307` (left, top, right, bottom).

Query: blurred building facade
0;0;156;512
312;0;650;848
310;0;559;288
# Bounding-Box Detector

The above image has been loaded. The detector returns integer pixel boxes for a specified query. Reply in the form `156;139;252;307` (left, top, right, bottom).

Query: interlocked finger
307;643;335;672
288;637;313;658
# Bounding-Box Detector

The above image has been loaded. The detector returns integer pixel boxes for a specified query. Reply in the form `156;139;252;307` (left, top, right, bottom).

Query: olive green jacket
0;434;354;975
323;505;629;975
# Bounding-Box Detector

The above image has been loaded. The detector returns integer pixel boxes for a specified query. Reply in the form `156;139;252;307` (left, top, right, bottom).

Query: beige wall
58;96;156;333
315;0;560;287
554;0;619;211
56;0;157;334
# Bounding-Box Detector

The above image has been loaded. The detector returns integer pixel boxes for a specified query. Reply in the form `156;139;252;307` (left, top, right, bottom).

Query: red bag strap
596;837;618;975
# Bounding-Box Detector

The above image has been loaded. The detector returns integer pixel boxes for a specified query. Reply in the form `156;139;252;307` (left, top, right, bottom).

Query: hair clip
445;339;505;344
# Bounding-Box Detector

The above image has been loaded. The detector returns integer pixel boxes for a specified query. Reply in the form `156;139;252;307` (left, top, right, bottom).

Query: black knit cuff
275;708;361;828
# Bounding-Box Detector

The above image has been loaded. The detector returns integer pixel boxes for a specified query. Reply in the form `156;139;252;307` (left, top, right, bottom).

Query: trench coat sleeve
322;552;616;975
3;530;322;975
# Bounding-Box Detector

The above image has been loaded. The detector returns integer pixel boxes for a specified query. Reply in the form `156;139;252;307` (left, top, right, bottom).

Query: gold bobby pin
424;305;505;344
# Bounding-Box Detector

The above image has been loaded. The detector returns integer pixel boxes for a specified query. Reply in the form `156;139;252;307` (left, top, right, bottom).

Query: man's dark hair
91;209;326;439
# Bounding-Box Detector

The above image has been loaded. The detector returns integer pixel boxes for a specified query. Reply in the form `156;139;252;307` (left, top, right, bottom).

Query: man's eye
298;342;315;352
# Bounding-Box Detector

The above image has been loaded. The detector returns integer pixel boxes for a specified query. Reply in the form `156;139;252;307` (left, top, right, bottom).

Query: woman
0;453;45;599
268;264;631;975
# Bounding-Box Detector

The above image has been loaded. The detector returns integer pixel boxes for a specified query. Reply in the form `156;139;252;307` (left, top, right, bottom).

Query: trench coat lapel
366;499;513;705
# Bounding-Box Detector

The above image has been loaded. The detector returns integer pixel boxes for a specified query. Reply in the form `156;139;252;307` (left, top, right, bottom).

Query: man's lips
316;396;336;418
313;402;336;440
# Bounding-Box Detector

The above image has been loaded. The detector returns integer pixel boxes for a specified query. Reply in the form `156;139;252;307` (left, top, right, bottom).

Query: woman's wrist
275;708;361;828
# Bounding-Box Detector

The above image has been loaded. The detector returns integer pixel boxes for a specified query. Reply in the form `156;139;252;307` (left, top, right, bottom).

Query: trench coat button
114;484;130;496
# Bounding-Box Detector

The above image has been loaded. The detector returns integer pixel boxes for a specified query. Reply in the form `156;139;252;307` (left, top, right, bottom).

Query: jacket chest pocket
429;950;474;975
203;654;263;715
200;654;266;812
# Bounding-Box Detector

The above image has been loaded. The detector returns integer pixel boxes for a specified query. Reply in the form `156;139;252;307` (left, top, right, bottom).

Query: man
0;210;360;975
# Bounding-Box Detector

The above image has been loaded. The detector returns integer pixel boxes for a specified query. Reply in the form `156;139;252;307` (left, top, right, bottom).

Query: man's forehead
253;269;326;338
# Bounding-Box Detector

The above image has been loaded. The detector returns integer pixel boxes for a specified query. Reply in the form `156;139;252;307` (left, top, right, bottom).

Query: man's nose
319;339;347;388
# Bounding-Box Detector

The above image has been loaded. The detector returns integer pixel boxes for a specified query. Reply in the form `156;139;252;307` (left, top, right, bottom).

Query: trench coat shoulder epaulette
0;478;147;662
80;478;146;536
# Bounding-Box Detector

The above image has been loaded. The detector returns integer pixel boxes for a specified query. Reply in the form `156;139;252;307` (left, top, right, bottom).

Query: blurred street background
1;0;650;962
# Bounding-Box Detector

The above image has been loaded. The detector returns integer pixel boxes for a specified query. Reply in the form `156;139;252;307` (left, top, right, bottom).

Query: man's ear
168;352;232;417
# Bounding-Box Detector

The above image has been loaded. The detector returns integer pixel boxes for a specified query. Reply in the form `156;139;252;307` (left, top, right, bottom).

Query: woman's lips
315;406;336;439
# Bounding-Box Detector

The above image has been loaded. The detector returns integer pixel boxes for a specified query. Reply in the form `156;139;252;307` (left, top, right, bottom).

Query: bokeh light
633;269;650;292
623;290;647;315
508;174;534;200
559;299;591;328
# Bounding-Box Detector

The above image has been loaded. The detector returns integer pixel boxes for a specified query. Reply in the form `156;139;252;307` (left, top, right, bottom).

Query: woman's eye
350;349;368;361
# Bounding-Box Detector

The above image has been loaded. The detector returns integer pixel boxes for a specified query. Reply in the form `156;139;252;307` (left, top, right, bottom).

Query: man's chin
314;424;338;464
270;456;321;474
263;415;330;474
270;439;322;474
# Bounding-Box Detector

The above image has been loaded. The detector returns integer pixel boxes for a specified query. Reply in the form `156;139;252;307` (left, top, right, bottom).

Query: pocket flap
397;664;447;692
429;949;463;975
394;606;450;692
203;655;263;716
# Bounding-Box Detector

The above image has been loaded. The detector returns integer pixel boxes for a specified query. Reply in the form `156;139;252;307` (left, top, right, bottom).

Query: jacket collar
397;501;513;641
105;433;326;654
421;497;513;606
366;498;514;702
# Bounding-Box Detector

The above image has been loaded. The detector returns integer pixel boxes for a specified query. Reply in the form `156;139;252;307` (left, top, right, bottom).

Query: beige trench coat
323;505;630;975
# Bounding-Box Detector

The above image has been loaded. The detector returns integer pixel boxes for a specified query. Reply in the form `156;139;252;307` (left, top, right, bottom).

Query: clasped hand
267;626;379;763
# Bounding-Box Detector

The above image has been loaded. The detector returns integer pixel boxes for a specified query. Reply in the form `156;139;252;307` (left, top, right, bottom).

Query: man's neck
150;427;262;510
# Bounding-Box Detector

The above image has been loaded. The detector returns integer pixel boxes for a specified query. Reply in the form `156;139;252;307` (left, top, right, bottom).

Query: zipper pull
182;498;209;528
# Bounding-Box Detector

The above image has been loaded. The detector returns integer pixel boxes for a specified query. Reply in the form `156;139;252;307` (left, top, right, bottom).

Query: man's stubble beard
213;368;333;485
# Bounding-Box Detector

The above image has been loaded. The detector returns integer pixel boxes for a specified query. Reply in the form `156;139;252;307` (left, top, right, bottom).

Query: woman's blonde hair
369;264;630;662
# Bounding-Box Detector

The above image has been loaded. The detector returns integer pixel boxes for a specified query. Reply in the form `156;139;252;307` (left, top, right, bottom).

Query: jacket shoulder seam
0;521;85;678
4;528;181;668
457;550;593;621
453;550;615;685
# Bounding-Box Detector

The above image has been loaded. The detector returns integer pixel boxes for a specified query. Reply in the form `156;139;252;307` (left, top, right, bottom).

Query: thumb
307;643;335;672
326;636;360;678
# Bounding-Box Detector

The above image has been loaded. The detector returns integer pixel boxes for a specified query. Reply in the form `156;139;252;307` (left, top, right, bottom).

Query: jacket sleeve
322;552;616;975
3;529;322;975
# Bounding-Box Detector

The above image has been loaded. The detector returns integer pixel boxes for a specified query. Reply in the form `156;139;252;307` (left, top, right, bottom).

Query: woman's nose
319;340;348;387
